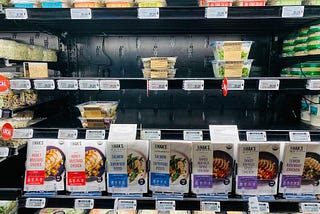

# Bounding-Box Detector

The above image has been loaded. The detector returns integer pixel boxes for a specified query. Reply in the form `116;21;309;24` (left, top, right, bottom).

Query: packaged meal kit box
24;139;66;192
106;140;149;194
66;140;106;192
149;140;192;194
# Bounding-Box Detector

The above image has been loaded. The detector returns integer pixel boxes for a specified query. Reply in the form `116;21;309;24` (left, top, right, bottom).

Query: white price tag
228;79;244;90
79;79;100;90
306;79;320;90
138;8;159;19
71;8;92;19
108;124;137;141
209;125;239;143
156;200;175;211
248;197;260;212
183;130;203;141
74;199;94;209
183;80;204;91
85;129;105;140
299;203;320;213
25;198;46;208
282;6;304;18
58;129;78;139
57;80;78;90
100;80;120;90
258;80;280;90
205;7;228;18
5;8;28;19
33;79;55;90
10;79;31;90
0;147;9;157
259;202;270;213
200;201;221;212
140;129;161;140
148;80;168;91
118;200;137;210
289;131;310;142
12;129;33;139
246;131;267;142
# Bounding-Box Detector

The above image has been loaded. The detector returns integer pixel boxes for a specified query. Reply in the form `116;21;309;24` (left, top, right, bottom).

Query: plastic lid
210;59;254;63
307;36;320;42
308;44;320;50
210;40;253;47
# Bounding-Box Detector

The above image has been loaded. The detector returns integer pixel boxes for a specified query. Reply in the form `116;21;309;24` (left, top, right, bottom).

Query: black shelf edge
280;54;320;67
0;188;21;200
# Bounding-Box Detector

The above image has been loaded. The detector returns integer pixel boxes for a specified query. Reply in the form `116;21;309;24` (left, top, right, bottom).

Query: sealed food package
0;90;37;110
136;0;166;7
233;0;266;6
211;59;253;78
41;0;71;7
11;0;41;7
76;101;119;118
266;0;302;4
210;41;253;60
303;0;320;4
308;25;320;37
14;43;29;61
105;0;134;7
204;0;234;6
23;139;66;192
106;140;149;194
141;57;178;79
149;140;192;194
42;49;58;62
27;45;44;61
0;201;17;214
38;208;86;214
308;44;320;55
73;0;104;7
0;39;16;59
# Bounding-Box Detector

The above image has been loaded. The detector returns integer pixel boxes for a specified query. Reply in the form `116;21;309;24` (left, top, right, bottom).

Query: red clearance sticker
1;123;13;140
0;75;10;92
67;171;86;186
25;170;45;185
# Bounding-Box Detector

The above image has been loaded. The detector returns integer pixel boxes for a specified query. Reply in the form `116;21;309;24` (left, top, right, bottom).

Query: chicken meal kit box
149;140;192;194
106;140;149;194
278;142;307;194
24;139;66;192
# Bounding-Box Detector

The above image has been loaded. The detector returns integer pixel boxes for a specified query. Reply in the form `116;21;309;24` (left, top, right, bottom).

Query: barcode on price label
74;199;94;209
118;200;137;210
259;202;270;213
33;79;55;90
258;80;280;90
85;129;105;140
58;129;78;139
10;79;31;90
138;8;159;19
57;80;78;90
148;80;168;91
282;6;304;18
100;80;120;90
306;79;320;90
183;130;203;141
140;129;161;140
0;147;9;157
156;201;175;211
25;198;46;208
183;80;204;91
201;201;221;212
205;7;228;18
12;129;33;139
299;203;320;213
228;79;244;90
79;80;99;90
5;8;28;19
71;8;92;19
246;131;267;142
289;131;310;142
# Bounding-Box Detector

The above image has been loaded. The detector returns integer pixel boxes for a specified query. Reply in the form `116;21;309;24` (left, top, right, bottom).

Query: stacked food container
210;41;254;78
199;0;266;6
141;57;177;79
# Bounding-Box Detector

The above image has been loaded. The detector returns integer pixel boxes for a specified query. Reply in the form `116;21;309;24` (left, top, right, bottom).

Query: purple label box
281;175;302;188
237;176;258;189
193;175;213;188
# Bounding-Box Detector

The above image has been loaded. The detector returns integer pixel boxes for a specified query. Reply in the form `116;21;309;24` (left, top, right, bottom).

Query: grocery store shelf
1;6;320;34
280;54;320;67
0;188;21;200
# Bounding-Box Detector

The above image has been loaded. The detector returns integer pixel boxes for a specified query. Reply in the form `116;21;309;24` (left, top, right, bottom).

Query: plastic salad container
211;59;253;78
136;0;166;7
210;41;253;60
142;68;176;79
233;0;266;6
11;0;40;7
308;44;320;55
76;101;119;118
141;57;177;69
73;0;104;7
308;36;320;46
206;0;234;6
105;0;134;7
78;116;117;128
308;25;320;37
302;0;320;4
266;0;302;5
293;46;308;56
41;0;71;8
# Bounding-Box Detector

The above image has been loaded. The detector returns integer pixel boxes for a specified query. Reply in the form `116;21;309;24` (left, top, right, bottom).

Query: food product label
227;80;244;90
224;43;242;61
150;58;168;70
99;80;120;90
156;200;175;211
0;147;9;157
150;71;168;79
289;132;310;142
140;129;161;140
70;8;92;19
9;79;31;90
258;80;280;90
5;8;28;19
57;79;78;90
138;8;159;19
0;75;10;92
209;125;239;143
183;130;203;141
150;141;170;188
74;199;94;209
205;7;228;19
12;128;33;139
148;80;168;91
25;198;46;208
282;6;304;18
224;62;243;77
201;201;221;212
108;124;137;141
300;203;320;213
33;79;55;90
246;131;267;142
237;143;259;192
79;80;99;90
183;80;204;91
41;2;63;8
117;200;137;210
1;123;13;140
66;140;86;192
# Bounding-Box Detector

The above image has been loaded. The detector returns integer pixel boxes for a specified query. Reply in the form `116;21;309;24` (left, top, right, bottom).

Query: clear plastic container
233;0;266;6
27;45;44;61
266;0;301;5
76;101;119;118
73;0;104;7
78;116;116;128
136;0;166;7
105;0;134;7
211;59;253;78
308;44;320;55
210;41;253;60
142;68;176;78
0;39;16;60
141;57;177;69
42;49;57;62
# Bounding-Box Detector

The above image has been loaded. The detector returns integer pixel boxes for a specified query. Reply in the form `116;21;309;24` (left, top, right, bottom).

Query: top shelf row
1;6;320;34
